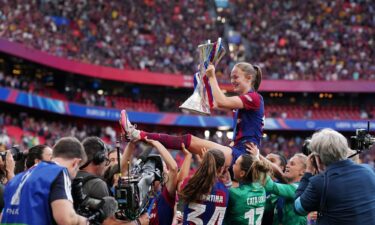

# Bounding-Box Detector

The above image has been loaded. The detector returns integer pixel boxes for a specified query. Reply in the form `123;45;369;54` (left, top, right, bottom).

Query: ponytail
180;149;225;203
249;160;271;185
241;154;271;185
234;62;262;91
252;65;262;91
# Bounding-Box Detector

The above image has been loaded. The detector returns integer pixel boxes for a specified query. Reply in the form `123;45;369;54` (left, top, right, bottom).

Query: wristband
224;181;232;188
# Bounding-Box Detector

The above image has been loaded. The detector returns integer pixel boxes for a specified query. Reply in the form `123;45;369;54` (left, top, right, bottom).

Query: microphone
135;148;152;167
87;196;118;223
101;196;118;218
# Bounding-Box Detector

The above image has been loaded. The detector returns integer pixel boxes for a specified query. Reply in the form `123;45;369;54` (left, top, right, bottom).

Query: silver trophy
180;38;226;115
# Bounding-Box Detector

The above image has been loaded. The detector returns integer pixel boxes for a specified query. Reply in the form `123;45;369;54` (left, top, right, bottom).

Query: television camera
0;145;25;161
302;122;374;159
114;147;164;220
72;177;118;225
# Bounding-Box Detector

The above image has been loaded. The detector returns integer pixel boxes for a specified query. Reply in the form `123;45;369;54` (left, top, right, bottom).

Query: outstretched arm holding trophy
179;38;226;115
118;38;265;171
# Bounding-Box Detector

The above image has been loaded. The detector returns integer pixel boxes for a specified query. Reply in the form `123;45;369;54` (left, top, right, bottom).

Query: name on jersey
5;208;19;215
247;196;266;205
201;194;224;203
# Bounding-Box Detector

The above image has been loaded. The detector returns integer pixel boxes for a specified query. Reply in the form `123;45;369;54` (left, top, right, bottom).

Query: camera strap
318;170;329;219
79;173;114;197
81;174;100;186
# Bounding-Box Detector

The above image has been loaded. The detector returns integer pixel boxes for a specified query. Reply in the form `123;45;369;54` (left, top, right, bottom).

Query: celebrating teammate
223;153;271;225
179;149;228;225
120;62;264;168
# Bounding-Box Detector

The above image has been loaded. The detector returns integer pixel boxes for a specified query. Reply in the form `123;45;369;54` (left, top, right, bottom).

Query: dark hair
81;136;108;164
273;152;287;172
103;165;118;187
25;144;49;169
53;137;86;163
180;149;225;203
234;62;262;91
252;65;262;91
108;149;117;156
240;154;271;185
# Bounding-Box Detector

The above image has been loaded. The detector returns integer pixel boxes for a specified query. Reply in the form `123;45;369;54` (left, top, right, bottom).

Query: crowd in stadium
0;111;299;159
230;0;374;80
2;109;373;166
1;0;374;80
1;70;374;119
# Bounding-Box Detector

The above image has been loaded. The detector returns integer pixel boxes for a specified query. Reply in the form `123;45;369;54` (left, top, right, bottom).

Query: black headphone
92;138;108;165
80;137;108;169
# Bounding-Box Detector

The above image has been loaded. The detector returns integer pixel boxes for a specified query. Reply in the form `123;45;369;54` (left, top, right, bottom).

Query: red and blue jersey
233;90;264;147
149;187;176;225
183;181;229;225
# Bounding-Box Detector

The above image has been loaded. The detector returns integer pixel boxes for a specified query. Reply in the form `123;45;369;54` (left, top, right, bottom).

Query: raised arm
177;143;193;191
245;143;287;183
206;64;244;109
120;141;136;176
144;138;178;195
52;199;88;225
264;176;297;199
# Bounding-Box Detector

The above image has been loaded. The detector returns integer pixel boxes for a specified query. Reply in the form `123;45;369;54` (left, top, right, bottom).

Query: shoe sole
120;109;128;133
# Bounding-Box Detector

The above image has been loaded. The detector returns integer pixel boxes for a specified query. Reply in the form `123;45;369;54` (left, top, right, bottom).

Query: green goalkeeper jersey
264;176;307;225
224;182;266;225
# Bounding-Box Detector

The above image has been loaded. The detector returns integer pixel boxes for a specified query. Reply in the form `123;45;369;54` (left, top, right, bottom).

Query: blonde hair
293;153;308;170
234;62;262;91
240;154;271;185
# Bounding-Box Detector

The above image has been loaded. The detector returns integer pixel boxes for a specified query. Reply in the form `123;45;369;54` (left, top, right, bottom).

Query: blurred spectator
0;129;10;149
0;0;372;80
230;0;375;80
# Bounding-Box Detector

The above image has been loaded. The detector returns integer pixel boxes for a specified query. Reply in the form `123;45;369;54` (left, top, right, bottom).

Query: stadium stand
0;0;373;80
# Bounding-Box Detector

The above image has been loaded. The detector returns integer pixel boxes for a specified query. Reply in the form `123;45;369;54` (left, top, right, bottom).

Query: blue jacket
1;162;67;225
294;159;375;225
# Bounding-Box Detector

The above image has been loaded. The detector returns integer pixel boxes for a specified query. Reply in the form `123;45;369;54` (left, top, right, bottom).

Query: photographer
1;137;88;225
0;149;15;185
0;148;15;212
294;128;375;225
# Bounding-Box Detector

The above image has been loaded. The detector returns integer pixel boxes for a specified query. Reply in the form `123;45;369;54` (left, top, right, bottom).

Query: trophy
179;38;226;115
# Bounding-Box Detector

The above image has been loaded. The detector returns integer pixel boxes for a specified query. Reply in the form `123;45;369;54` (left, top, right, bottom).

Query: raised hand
205;64;216;78
181;143;192;157
196;147;208;165
144;136;158;146
245;142;260;159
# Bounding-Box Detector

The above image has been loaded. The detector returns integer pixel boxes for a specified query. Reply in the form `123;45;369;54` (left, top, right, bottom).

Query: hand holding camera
306;153;320;175
0;149;16;183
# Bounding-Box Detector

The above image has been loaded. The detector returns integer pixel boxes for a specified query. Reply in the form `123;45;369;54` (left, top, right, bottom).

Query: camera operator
78;136;145;225
1;137;89;225
294;128;375;225
78;137;111;199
